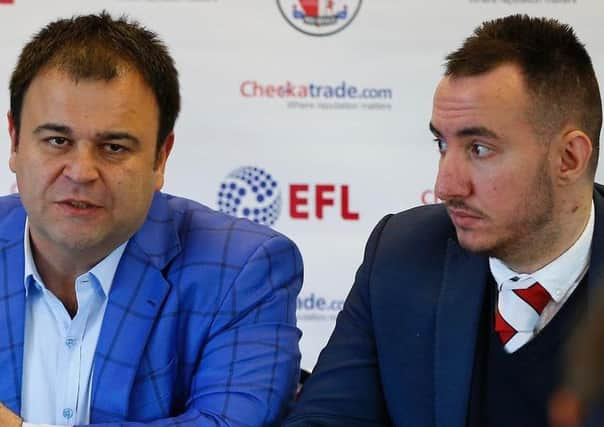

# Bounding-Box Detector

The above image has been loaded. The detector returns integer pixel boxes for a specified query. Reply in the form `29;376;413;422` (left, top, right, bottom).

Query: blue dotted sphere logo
217;166;282;226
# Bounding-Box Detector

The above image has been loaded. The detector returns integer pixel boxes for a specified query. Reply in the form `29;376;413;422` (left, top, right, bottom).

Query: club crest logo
277;0;362;36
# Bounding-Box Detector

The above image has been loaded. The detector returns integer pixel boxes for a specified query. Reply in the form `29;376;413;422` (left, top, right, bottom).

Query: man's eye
47;137;68;147
471;143;491;158
104;143;126;153
434;138;447;154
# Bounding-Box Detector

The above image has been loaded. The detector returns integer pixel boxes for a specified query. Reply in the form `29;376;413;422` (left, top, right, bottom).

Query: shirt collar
489;202;594;303
23;218;128;298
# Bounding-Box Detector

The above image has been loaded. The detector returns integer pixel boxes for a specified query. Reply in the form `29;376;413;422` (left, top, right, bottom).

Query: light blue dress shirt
20;222;127;425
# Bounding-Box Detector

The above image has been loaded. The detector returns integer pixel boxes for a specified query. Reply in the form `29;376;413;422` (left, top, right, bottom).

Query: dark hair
9;11;180;153
445;14;602;175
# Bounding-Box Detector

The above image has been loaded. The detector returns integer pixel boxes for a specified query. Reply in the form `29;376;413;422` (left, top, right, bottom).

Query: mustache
444;199;486;218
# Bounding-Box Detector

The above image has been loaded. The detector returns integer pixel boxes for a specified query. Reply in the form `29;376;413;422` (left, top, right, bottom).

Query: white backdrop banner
0;0;601;369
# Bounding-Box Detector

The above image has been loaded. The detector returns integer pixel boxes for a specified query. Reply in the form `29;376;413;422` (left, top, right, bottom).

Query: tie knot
495;280;553;352
513;282;551;315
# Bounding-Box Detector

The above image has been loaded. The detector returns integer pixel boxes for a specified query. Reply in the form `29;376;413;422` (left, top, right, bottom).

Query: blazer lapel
0;199;27;413
90;193;181;421
434;239;489;427
587;187;604;297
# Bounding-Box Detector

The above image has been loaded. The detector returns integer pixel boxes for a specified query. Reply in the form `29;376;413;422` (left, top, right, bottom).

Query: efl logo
217;166;282;226
218;166;359;226
277;0;362;37
289;184;358;220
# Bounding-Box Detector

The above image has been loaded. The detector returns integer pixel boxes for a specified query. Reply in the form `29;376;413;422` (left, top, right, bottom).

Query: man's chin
46;229;107;253
456;232;497;256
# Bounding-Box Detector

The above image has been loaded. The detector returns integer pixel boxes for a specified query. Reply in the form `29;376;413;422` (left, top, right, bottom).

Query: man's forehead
19;66;160;135
430;63;535;140
22;65;154;110
432;63;531;124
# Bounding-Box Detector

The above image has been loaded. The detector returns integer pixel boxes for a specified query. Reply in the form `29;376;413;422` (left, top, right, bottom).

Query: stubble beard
483;158;558;268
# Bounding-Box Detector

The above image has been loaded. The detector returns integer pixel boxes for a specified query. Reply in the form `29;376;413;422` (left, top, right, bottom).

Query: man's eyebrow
456;126;499;139
33;123;73;136
428;123;499;139
96;131;141;146
429;122;441;136
32;125;141;146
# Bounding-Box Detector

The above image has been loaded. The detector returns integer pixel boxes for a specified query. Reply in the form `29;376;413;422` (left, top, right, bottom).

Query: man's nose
434;151;472;201
63;143;100;183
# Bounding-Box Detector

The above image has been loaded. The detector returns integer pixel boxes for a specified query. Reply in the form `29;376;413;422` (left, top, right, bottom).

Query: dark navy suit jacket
0;192;303;426
285;186;604;427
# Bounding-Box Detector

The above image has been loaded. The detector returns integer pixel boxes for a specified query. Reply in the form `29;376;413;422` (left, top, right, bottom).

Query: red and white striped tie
495;281;552;353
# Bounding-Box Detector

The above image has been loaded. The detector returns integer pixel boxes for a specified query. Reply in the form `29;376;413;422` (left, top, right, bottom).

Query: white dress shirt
21;221;127;426
489;203;594;346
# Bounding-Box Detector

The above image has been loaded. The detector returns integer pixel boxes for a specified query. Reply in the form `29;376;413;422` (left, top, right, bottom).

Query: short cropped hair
445;14;602;175
9;11;180;153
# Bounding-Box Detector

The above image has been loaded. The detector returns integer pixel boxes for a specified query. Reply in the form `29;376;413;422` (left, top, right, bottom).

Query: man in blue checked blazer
0;12;302;427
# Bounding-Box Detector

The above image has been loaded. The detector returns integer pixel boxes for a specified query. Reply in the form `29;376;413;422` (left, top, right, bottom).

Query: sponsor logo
0;0;14;4
277;0;362;37
218;166;360;226
289;184;359;220
241;80;391;100
240;80;393;111
217;166;282;226
297;292;344;321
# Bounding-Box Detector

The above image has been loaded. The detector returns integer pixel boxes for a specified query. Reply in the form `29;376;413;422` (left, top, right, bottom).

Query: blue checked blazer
0;192;303;426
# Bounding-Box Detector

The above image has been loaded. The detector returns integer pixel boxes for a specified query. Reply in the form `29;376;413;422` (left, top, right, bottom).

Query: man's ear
153;132;174;191
7;111;18;173
555;129;593;185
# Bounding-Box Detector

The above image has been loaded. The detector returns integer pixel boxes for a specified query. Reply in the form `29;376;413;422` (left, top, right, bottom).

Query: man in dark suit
0;12;302;427
285;15;602;427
